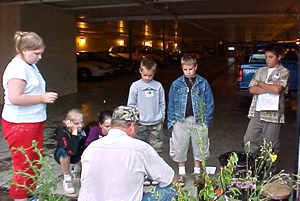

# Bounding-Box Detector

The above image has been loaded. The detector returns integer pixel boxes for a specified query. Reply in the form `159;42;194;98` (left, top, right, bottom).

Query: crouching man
78;106;177;201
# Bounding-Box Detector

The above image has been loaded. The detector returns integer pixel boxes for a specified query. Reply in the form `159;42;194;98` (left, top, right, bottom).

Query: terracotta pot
262;183;292;200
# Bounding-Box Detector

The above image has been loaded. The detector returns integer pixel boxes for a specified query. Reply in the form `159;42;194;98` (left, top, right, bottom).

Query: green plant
196;139;300;201
9;140;68;201
168;91;300;201
174;181;197;201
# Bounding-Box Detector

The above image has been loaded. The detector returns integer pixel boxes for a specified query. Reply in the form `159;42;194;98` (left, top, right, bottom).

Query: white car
77;53;115;81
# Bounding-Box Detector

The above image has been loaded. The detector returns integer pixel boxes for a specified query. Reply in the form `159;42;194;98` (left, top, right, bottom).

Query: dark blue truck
237;43;298;92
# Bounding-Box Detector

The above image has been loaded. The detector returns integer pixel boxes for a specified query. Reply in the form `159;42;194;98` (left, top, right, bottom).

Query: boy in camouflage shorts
137;122;163;153
127;57;165;155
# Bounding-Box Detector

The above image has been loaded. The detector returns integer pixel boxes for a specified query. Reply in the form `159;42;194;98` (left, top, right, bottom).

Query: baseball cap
112;106;139;122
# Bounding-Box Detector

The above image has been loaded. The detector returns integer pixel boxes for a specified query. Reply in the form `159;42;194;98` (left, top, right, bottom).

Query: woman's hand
41;92;58;104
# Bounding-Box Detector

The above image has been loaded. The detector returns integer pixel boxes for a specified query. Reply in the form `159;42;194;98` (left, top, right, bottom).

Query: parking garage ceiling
1;0;299;42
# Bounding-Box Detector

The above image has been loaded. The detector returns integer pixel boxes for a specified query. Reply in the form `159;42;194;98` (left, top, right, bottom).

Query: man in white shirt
78;106;177;201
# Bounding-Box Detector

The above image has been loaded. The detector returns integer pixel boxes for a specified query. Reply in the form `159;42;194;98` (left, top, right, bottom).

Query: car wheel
78;68;91;81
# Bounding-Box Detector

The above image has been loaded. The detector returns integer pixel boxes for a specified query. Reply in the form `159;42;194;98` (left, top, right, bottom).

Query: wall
0;5;21;104
0;4;77;104
21;4;77;95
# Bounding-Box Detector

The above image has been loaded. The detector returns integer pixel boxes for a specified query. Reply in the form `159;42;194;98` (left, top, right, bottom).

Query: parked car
237;42;298;92
142;49;179;67
104;52;138;72
77;52;115;81
108;46;142;61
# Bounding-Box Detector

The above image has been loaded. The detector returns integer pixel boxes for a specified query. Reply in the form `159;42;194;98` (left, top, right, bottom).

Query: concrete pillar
0;4;77;104
0;5;21;104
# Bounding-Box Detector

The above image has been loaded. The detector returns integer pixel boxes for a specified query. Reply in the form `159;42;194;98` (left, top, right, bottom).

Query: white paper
256;93;279;111
206;166;216;174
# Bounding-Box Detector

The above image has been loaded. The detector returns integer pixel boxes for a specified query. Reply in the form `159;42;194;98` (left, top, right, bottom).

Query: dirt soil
0;187;11;201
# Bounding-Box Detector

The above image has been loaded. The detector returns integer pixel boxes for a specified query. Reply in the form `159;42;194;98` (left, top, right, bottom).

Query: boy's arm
204;81;214;127
249;68;289;95
56;127;67;149
55;127;79;156
127;83;137;106
167;84;175;131
249;85;268;94
159;85;166;123
67;133;80;156
249;82;282;94
248;68;269;95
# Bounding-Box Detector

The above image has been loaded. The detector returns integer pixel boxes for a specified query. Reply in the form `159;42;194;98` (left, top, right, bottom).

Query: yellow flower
270;154;277;163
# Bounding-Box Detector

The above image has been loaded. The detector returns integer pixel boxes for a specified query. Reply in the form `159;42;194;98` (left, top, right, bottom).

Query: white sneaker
63;179;75;194
143;180;151;186
143;176;151;186
151;180;159;185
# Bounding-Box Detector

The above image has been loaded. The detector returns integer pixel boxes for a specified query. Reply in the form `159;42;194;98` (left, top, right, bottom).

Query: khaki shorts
169;116;209;162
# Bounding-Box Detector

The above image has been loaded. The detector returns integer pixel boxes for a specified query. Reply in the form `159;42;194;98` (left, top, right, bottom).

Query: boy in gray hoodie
127;57;165;155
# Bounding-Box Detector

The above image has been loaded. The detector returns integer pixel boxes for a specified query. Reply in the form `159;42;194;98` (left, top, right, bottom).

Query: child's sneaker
151;180;159;185
63;179;75;194
143;176;151;186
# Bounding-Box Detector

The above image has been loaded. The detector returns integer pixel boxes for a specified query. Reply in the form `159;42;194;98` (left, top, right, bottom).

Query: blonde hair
140;57;157;72
181;54;197;65
14;31;45;54
63;108;83;124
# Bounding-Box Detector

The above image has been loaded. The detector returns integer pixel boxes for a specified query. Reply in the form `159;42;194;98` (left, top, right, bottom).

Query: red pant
1;119;45;199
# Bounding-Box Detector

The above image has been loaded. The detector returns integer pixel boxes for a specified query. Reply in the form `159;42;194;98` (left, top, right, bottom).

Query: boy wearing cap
78;106;176;201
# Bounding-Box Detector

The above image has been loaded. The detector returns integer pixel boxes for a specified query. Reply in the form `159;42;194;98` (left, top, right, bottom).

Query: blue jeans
54;147;80;164
142;185;177;201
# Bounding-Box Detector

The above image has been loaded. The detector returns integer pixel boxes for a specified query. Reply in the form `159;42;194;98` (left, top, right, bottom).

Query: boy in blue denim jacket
167;54;214;184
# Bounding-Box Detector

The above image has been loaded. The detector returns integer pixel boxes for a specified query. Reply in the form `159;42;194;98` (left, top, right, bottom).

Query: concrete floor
0;57;298;200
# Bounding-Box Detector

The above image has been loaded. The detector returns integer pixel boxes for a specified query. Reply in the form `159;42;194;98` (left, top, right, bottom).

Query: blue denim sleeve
204;81;214;126
167;83;175;130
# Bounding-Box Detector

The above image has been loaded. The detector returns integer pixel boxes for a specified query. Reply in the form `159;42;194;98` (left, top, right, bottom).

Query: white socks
179;166;201;175
178;166;186;175
194;167;201;174
64;174;72;181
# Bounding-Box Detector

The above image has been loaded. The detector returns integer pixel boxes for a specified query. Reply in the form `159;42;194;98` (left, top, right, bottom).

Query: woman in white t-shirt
1;31;58;201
